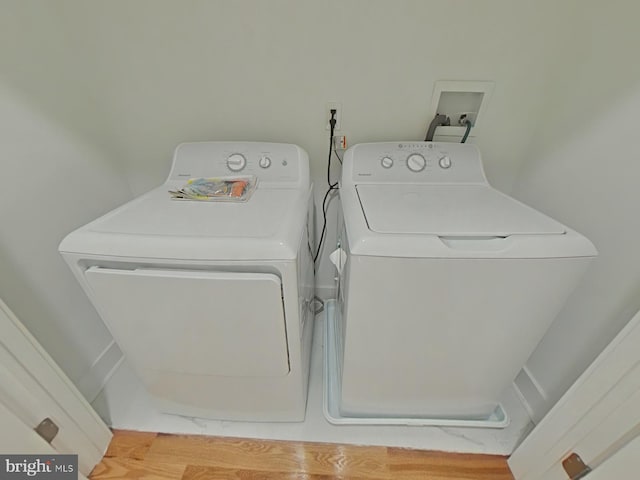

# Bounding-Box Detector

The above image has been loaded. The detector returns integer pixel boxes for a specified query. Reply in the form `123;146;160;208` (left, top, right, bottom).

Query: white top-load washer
60;142;315;422
333;141;596;422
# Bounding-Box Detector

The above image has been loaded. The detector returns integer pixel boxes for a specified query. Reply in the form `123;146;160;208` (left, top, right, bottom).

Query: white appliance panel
333;141;597;423
87;188;293;238
347;142;487;185
356;184;565;236
60;141;315;422
84;268;289;377
168;142;307;187
339;254;592;418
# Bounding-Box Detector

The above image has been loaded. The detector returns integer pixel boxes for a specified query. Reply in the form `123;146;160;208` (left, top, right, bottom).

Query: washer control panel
168;142;308;186
346;142;487;185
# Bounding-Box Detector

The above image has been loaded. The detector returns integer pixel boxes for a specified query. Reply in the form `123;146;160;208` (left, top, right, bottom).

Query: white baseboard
75;340;124;403
513;366;549;424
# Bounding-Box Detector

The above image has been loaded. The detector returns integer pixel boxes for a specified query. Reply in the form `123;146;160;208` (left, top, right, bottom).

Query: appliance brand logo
1;455;77;479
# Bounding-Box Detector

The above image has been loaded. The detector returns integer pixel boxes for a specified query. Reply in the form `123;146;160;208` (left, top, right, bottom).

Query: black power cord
333;141;343;164
314;109;339;264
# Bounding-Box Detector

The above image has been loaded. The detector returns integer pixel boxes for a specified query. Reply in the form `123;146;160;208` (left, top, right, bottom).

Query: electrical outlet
326;102;342;131
334;135;347;150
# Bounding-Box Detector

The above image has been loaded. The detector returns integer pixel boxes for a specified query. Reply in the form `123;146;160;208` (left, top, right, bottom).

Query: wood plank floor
90;430;514;480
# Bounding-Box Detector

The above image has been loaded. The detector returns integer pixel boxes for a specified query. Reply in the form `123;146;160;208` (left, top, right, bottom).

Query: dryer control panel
167;142;310;188
343;142;488;186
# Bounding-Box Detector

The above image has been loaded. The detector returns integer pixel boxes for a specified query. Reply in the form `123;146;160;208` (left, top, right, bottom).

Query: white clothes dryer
333;142;596;421
60;142;315;422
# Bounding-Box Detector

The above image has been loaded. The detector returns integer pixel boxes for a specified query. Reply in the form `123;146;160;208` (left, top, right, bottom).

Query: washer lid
356;184;566;236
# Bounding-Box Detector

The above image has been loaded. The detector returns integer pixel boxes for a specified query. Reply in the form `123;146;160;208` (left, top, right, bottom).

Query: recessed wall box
428;80;495;142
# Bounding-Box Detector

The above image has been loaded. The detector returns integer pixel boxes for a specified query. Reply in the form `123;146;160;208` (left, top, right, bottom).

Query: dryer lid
356;184;566;236
59;183;310;260
89;186;294;238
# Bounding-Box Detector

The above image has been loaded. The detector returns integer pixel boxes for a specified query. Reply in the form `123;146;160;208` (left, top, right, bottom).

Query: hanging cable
425;113;450;141
314;109;339;263
327;125;338;190
314;186;336;263
459;114;473;143
461;120;472;143
333;143;343;165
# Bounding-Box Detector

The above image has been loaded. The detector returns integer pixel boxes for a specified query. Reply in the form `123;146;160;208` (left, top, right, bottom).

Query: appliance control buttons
381;157;394;168
406;153;426;172
226;153;246;172
259;156;271;168
439;155;452;169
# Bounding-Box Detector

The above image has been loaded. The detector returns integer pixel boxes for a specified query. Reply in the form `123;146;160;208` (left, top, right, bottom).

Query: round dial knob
381;156;394;169
406;153;426;172
259;156;271;168
226;153;246;172
439;155;452;169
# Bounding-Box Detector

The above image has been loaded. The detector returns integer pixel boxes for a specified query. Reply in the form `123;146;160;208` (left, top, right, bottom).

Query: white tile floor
92;311;534;455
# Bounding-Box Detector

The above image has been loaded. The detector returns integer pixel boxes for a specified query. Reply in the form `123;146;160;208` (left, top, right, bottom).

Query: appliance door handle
438;236;512;251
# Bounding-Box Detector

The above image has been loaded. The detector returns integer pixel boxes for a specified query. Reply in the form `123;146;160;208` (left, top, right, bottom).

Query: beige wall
512;0;640;418
6;0;627;417
0;82;131;386
12;0;572;291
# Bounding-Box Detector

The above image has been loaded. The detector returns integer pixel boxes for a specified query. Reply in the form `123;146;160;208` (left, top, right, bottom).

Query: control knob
439;155;452;169
259;156;271;168
406;153;426;172
226;153;246;172
381;157;393;169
